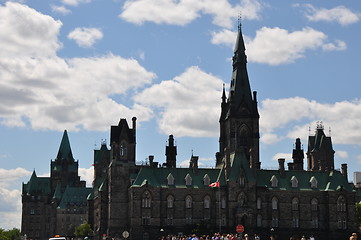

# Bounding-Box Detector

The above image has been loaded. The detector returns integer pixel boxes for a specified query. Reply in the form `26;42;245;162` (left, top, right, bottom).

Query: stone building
22;130;92;239
87;25;360;240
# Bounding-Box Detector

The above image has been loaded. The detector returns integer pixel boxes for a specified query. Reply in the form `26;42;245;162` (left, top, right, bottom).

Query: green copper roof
255;168;352;192
132;167;221;188
23;170;51;195
53;183;62;199
57;186;92;209
56;130;74;161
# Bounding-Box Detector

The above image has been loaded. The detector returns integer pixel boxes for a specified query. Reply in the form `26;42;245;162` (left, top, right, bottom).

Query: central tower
218;24;260;169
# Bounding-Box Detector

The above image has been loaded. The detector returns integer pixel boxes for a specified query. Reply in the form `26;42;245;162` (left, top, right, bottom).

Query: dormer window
310;176;318;188
185;174;192;186
291;176;298;188
203;174;210;186
270;175;278;188
167;173;174;186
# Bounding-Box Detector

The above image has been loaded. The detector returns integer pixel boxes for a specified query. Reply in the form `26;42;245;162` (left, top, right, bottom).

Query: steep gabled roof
23;170;51;195
56;130;74;161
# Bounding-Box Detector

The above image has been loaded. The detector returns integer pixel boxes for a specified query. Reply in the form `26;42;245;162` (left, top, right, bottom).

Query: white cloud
259;97;361;146
0;2;62;58
302;4;360;26
336;151;349;159
0;3;156;131
135;66;223;137
79;167;94;187
322;39;347;51
0;168;32;187
272;153;292;162
61;0;91;6
51;5;71;15
119;0;262;28
211;26;347;65
68;27;103;48
0;187;21;229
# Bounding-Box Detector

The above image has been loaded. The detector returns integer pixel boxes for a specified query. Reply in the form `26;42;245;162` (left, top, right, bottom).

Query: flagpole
219;185;221;234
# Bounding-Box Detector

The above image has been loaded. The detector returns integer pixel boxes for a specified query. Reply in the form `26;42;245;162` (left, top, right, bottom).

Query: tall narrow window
257;214;262;227
292;197;299;211
272;197;278;210
204;196;211;209
337;196;346;212
311;198;318;211
167;173;174;186
120;144;127;156
270;175;278;188
185;195;192;209
203;174;210;186
142;192;151;208
221;197;226;209
257;197;262;210
167;195;174;208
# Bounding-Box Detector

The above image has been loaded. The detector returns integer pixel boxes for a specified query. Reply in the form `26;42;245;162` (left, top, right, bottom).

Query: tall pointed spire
56;130;74;162
228;22;257;117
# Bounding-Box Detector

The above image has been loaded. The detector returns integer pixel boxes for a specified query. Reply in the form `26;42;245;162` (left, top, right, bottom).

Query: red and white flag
209;182;220;188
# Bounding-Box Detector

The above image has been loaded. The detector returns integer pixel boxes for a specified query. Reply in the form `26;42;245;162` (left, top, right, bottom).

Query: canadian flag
209;182;220;188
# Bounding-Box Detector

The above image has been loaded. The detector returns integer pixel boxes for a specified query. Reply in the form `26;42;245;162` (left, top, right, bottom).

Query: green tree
0;228;21;240
356;202;361;224
74;222;92;238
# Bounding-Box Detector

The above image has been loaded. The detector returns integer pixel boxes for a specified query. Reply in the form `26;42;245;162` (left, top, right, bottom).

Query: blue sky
0;0;360;230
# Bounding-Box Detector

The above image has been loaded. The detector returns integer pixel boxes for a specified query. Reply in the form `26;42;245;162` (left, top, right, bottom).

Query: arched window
311;198;318;211
167;195;174;208
204;196;211;209
272;197;278;210
203;174;210;186
185;195;192;209
337;195;346;212
120;143;127;157
312;216;318;228
293;216;299;228
238;192;247;207
142;191;151;208
292;197;299;211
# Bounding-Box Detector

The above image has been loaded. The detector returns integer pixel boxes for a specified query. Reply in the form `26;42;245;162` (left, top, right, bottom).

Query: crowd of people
159;232;358;240
159;233;259;240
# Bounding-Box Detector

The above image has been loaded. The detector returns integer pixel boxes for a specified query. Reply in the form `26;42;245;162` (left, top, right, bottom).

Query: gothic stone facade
87;26;360;240
22;130;91;240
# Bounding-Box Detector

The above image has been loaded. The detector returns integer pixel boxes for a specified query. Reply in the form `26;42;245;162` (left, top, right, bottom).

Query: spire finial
238;12;242;30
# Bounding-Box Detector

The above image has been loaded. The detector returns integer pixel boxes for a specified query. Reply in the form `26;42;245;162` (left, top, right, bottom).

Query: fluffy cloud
0;2;62;58
259;97;361;146
51;5;71;15
211;27;347;65
68;27;103;48
135;66;223;137
0;2;156;131
119;0;262;28
61;0;91;6
336;151;349;159
0;168;32;187
79;167;94;187
301;4;360;26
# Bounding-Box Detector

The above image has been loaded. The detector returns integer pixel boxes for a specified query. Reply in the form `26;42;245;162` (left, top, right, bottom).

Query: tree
74;222;92;238
0;228;21;240
356;202;361;225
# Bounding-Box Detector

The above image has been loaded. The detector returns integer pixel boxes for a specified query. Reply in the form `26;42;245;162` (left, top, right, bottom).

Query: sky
0;0;361;230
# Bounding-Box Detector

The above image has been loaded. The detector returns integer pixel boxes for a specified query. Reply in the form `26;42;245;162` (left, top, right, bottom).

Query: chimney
189;155;199;172
341;163;348;180
278;158;285;177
